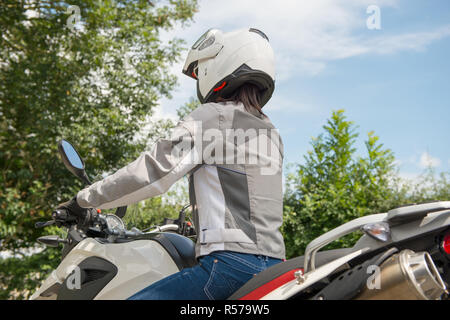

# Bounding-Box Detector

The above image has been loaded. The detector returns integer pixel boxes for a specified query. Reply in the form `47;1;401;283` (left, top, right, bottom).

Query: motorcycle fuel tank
31;238;179;300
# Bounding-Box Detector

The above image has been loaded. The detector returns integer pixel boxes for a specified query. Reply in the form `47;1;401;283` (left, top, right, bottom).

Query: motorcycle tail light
443;233;450;254
362;222;391;242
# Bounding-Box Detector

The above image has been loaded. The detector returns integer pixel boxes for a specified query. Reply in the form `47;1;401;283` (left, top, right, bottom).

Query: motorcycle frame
259;203;450;300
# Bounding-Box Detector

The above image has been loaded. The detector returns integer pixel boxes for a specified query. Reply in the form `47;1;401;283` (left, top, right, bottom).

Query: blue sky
157;0;450;181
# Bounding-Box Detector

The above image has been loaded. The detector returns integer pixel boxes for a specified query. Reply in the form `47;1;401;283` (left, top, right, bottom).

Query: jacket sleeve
76;119;201;210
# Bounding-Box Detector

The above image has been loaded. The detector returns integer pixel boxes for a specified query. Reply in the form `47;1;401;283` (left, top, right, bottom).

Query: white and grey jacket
77;101;286;260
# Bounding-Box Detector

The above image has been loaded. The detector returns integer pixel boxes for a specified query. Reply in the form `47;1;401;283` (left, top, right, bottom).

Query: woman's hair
216;83;266;117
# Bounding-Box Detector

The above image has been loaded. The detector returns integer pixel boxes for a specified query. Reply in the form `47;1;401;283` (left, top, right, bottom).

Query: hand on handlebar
52;209;77;225
56;196;88;219
57;196;99;226
52;195;99;228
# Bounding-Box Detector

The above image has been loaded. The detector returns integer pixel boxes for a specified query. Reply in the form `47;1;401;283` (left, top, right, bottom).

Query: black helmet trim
183;61;198;80
198;63;275;108
249;28;269;42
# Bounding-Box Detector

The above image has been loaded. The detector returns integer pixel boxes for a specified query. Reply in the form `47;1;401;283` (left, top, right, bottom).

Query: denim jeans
127;251;282;300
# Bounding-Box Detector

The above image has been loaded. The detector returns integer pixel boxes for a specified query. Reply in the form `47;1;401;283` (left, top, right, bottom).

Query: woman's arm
76;122;199;209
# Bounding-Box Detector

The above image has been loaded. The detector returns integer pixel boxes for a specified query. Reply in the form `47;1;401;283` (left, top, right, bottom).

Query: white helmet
182;28;275;107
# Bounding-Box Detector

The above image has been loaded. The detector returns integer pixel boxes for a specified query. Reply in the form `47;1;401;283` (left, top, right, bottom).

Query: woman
58;28;285;300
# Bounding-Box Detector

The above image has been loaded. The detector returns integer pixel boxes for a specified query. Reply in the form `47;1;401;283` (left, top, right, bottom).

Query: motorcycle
31;140;450;300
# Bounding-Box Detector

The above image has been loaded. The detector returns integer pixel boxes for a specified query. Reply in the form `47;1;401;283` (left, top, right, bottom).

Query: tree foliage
282;110;399;258
0;0;198;299
0;0;198;250
282;110;449;259
124;98;200;233
394;168;450;205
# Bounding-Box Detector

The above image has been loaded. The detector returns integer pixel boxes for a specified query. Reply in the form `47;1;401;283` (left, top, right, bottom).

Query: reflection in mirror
61;140;84;169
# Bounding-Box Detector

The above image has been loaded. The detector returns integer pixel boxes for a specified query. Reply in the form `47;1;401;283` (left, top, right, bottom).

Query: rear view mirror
57;139;127;217
60;140;84;169
58;139;91;185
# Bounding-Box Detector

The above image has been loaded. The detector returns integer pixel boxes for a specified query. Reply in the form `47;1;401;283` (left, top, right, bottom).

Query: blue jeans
128;251;282;300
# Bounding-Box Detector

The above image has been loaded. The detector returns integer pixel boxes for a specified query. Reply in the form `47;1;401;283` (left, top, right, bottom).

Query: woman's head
182;28;275;110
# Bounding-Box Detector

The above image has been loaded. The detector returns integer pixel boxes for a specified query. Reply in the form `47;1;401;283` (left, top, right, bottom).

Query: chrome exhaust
356;249;447;300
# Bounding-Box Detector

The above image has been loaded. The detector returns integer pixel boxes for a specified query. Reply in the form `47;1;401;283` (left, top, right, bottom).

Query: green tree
282;110;398;258
144;97;200;144
124;179;190;230
124;98;200;231
176;96;200;120
0;0;198;299
397;168;450;204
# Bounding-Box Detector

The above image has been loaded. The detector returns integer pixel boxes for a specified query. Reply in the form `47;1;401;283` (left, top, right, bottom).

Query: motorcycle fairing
31;238;180;300
229;248;352;300
57;256;118;300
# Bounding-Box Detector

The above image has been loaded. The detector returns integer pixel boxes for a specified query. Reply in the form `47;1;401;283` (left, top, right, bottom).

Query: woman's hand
57;196;87;219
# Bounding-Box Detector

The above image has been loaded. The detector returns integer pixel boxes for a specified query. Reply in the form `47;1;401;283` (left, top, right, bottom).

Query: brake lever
35;209;78;229
35;220;55;228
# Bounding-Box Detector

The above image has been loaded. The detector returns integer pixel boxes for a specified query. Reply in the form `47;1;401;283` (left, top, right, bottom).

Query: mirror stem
81;172;92;186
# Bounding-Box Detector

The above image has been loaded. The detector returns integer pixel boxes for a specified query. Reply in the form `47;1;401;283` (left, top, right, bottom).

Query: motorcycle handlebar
106;224;180;238
37;207;182;239
147;224;179;233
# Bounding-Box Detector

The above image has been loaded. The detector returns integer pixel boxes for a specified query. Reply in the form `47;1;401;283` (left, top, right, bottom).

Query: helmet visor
191;28;214;49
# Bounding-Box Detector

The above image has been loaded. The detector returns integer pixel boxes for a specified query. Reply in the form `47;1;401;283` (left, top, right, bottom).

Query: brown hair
216;83;266;117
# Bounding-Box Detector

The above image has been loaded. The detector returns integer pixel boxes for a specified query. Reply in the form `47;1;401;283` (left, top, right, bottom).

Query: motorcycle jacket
77;101;286;260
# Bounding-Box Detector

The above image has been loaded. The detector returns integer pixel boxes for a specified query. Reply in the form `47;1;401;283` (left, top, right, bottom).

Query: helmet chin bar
198;64;275;108
183;61;198;80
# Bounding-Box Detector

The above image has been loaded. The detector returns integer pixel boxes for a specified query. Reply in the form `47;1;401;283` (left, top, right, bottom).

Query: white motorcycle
31;140;450;300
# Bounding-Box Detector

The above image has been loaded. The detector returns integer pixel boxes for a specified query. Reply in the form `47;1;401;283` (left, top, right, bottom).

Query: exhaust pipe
356;249;447;300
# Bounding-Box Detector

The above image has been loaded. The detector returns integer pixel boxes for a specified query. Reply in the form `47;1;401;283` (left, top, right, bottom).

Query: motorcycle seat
151;232;198;270
228;247;352;300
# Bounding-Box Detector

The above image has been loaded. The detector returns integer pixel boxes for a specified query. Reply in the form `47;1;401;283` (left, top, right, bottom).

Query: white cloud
157;0;450;114
170;0;450;79
419;152;441;168
397;171;422;186
367;25;450;55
